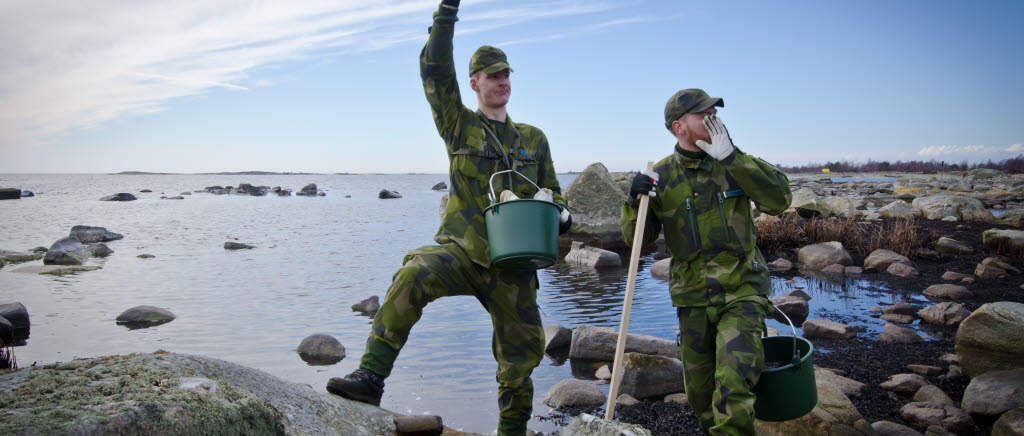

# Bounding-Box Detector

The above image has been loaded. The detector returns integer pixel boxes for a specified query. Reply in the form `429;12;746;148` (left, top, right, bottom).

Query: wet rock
137;254;155;258
568;325;678;361
913;385;955;406
544;378;606;408
115;305;175;326
562;163;628;246
878;324;923;344
992;406;1024;436
43;236;90;265
821;263;846;275
561;414;652;436
0;316;12;340
430;182;447;191
872;420;923;436
802;319;856;339
615;394;639;407
296;184;318;196
882;314;916;324
649;258;670;279
767;258;793;272
798;241;853;270
883;301;918;316
378;189;402;199
923;284;973;300
814;367;866;397
955;302;1024;378
754;380;874;435
770;296;809;323
879;200;915;219
99;193;137;201
393;415;443;435
0;188;21;199
865;249;913;271
845;266;864;275
297;334;345;365
544;324;572;353
961;369;1024;418
983;229;1024;257
351;296;380;316
0;302;30;331
786;289;812;301
899;402;977;434
89;243;113;258
976;263;1009;279
224;242;254;250
918;302;970;326
616;352;685;400
880;373;930;396
565;241;621;268
940;271;970;281
888;262;921;278
160;196;185;200
934;237;973;255
0;250;43;264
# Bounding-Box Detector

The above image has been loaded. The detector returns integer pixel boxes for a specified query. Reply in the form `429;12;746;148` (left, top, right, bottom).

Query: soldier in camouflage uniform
622;89;792;435
326;1;569;435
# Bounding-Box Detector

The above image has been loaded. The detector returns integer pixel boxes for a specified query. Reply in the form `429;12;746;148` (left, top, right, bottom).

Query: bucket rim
484;198;563;213
760;335;814;373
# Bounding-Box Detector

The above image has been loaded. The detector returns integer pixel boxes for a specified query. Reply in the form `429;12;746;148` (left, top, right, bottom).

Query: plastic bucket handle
766;308;800;366
488;170;541;205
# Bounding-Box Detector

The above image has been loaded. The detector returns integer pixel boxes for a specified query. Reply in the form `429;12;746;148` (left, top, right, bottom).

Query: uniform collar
477;110;519;137
673;143;713;170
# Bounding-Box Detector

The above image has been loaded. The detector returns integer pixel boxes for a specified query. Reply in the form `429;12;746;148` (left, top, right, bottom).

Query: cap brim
692;97;725;113
480;63;513;75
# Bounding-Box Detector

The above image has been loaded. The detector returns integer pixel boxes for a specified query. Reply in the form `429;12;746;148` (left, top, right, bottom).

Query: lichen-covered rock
561;414;652;436
790;188;832;218
878;200;915;219
0;250;43;265
983;229;1024;257
563;163;628;246
955;302;1024;378
912;195;992;221
992;406;1024;436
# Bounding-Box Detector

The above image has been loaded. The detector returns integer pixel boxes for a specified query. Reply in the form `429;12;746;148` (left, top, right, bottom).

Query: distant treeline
778;155;1024;174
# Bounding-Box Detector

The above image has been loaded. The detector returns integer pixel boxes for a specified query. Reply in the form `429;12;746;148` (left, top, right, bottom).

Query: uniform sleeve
420;5;464;152
621;194;662;248
720;149;793;216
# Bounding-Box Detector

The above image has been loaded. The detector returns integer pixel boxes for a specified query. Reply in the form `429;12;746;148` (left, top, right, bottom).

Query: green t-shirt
488;118;506;145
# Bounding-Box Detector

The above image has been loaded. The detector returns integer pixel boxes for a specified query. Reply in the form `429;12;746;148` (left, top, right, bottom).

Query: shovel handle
605;162;654;420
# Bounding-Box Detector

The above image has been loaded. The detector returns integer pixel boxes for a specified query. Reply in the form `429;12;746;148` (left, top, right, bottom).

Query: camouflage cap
469;45;514;76
664;88;724;127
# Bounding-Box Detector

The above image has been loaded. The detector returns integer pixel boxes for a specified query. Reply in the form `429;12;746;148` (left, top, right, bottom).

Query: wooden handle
604;161;654;420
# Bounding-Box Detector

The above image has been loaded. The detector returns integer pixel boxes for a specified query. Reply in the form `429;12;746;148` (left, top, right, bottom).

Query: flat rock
865;249;913;271
918;302;970;326
768;258;793;272
565;241;621;268
99;193;137;201
786;289;812;301
802;319;856;339
0;250;43;264
900;402;977;434
878;200;915;219
976;263;1009;279
881;314;916;324
923;284;973;300
940;271;970;281
934;237;973;255
116;305;175;324
224;242;255;250
568;325;678;361
880;373;930;396
544;378;606;408
814;367;866;397
913;385;955;406
883;301;918;316
878;324;923;344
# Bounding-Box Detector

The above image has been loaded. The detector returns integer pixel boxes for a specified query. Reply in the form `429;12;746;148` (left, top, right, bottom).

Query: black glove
559;212;572;235
629;172;657;201
441;0;460;8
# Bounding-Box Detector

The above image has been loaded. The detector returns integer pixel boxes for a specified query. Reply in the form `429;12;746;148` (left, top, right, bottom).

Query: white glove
559;208;570;224
697;115;735;160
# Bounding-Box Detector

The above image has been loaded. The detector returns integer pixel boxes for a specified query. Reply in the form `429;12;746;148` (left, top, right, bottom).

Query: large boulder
798;242;853;270
754;380;875;435
791;188;832;218
564;241;622;268
615;352;685;399
983;229;1024;257
69;226;123;243
0;302;30;331
544;378;606;408
961;369;1024;418
568;325;677;361
562;414;652;436
955;302;1024;378
912;195;992;221
865;249;912;271
878;200;916;219
563;163;629;246
0;352;403;435
43;236;91;265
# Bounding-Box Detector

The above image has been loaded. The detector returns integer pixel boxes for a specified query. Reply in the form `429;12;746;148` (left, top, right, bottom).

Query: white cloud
917;144;1000;157
0;0;616;149
1007;143;1024;152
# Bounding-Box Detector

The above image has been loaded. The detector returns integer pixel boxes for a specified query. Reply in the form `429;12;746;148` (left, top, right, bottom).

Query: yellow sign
822;168;830;173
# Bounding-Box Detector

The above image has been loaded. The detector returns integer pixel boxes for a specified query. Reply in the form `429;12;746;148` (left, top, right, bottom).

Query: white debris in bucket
499;190;519;202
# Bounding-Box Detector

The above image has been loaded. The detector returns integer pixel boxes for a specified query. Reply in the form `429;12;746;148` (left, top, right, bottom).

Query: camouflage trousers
359;244;544;436
677;296;769;435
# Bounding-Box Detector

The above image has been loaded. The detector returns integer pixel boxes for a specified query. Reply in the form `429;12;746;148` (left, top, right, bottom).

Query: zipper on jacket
686;197;700;247
717;192;731;243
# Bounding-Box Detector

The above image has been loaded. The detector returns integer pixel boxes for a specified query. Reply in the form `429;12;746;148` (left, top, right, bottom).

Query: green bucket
484;170;561;270
753;310;818;422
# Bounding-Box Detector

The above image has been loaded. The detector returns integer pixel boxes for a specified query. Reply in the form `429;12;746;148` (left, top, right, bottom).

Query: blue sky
1;0;1021;173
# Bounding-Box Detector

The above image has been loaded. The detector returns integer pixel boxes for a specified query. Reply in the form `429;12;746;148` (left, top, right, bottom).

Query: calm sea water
0;174;926;434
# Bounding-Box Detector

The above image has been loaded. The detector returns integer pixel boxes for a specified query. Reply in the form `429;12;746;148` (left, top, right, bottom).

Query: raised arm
420;1;464;150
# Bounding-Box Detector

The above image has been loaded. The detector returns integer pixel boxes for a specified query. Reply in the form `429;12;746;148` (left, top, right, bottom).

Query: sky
1;0;1022;174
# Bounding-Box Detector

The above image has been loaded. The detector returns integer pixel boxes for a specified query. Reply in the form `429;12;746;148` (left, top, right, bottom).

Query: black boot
326;368;385;406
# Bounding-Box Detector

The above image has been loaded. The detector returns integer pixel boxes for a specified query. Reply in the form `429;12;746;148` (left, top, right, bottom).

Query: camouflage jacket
422;6;566;268
622;146;792;307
